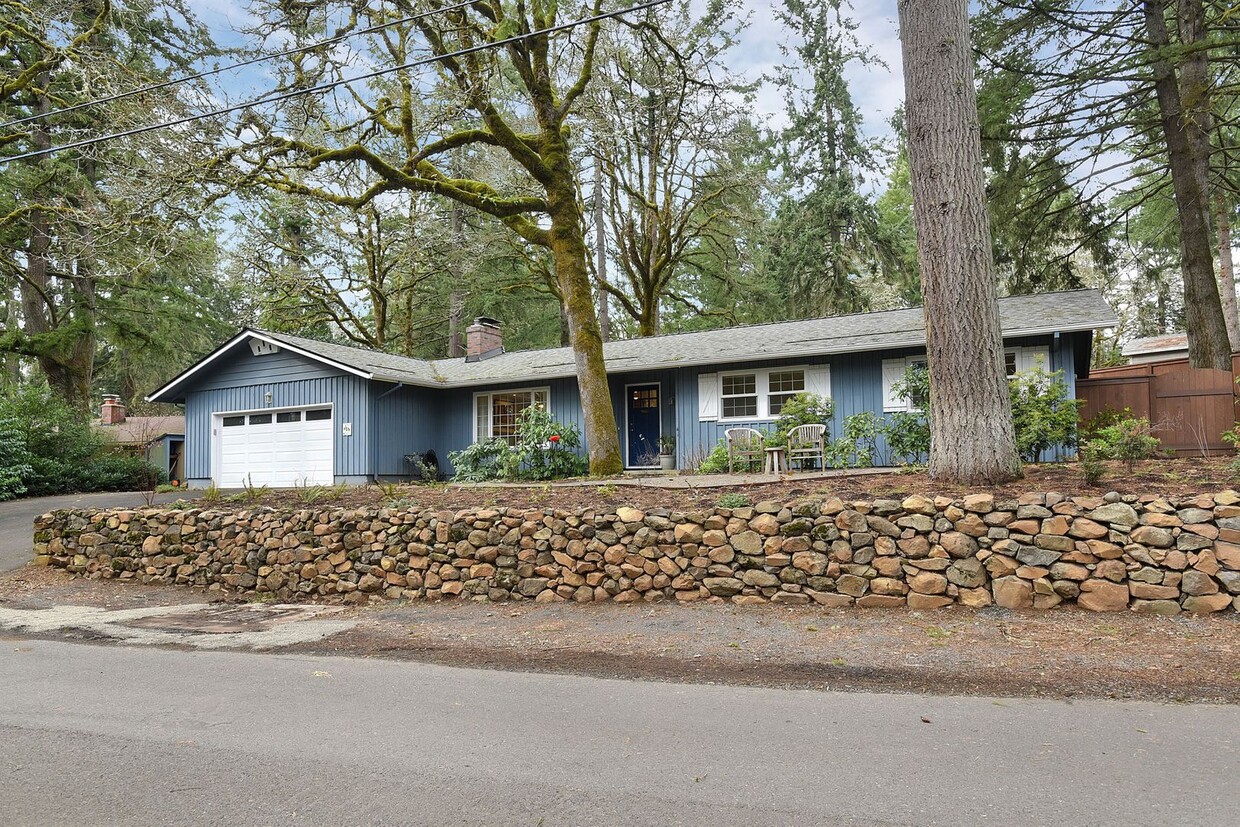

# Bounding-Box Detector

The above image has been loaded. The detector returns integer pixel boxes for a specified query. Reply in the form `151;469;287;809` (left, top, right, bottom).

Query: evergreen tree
765;0;889;317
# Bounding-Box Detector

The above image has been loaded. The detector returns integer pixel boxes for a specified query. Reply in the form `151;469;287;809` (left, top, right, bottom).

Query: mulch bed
154;458;1238;514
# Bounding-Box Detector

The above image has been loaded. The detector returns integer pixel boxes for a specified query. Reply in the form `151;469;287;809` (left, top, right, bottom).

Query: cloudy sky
726;1;905;135
185;0;908;150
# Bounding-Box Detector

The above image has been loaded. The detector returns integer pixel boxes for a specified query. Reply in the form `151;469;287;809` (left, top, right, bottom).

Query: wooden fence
1076;356;1240;456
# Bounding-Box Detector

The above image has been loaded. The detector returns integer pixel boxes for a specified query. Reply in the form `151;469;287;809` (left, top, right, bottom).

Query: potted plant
658;434;676;471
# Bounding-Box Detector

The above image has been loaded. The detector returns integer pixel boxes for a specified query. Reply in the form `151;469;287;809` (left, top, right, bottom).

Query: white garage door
217;407;334;487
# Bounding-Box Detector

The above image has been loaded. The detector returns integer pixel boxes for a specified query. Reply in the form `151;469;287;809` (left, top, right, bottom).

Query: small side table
764;446;787;475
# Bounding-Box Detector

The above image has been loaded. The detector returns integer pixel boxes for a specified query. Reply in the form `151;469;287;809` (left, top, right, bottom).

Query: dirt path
4;566;1237;703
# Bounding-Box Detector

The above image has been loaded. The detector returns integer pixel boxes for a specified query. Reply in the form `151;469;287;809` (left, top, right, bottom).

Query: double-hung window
767;370;806;415
474;388;549;445
702;366;827;422
721;373;759;419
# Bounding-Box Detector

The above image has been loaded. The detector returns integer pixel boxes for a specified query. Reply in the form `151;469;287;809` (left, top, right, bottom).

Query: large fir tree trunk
897;0;1022;484
1144;0;1232;369
1214;192;1239;351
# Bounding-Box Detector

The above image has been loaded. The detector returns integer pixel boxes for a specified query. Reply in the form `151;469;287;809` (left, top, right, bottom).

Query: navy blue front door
626;384;660;468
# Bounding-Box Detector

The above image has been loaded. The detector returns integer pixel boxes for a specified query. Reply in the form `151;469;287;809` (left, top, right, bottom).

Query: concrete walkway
462;465;900;490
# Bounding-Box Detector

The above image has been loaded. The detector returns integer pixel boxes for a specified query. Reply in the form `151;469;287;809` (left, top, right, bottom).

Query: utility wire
0;0;478;131
1;0;672;166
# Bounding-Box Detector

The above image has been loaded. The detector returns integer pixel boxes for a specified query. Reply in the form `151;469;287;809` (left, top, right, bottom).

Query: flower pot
659;453;675;472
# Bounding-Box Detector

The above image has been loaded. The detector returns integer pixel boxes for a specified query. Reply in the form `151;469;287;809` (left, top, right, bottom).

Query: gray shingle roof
427;288;1116;386
1121;333;1188;357
154;289;1116;400
259;329;447;385
95;415;185;442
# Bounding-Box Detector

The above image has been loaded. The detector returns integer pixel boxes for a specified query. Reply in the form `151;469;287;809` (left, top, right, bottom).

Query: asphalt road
2;640;1236;826
0;492;184;572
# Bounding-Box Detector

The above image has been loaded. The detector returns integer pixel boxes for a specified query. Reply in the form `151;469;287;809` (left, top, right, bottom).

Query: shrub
1081;406;1136;442
448;406;587;482
86;455;164;493
0;383;163;498
1081;452;1106;486
772;393;834;440
448;439;513;482
1009;364;1082;462
504;406;588;481
697;440;729;473
697;438;762;473
824;439;855;469
1222;422;1240;453
885;411;930;466
715;492;752;509
893;363;930;412
0;415;31;501
1085;417;1161;471
842;412;883;467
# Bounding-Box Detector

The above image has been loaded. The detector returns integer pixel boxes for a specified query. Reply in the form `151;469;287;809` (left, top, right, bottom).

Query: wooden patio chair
787;424;827;473
724;427;765;473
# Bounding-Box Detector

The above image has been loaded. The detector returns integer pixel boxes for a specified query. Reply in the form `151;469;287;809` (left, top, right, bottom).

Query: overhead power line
0;0;673;166
0;0;478;131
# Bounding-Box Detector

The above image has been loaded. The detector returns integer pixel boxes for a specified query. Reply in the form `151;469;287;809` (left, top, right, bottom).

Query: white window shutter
697;373;719;421
1019;346;1050;373
806;365;831;399
882;359;905;412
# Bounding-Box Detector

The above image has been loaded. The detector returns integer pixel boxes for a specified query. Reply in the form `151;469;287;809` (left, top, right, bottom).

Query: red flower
549;434;561;443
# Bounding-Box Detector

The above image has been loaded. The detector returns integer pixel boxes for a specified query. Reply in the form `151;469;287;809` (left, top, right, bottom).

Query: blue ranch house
147;289;1117;487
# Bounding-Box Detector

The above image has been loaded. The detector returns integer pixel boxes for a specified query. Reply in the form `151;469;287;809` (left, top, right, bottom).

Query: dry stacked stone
32;491;1240;614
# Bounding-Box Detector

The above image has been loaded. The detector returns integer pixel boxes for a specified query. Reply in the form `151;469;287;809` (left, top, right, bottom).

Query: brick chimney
465;317;504;362
101;394;126;425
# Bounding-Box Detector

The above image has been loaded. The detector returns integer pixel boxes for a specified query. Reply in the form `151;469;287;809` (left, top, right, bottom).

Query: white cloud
719;0;904;145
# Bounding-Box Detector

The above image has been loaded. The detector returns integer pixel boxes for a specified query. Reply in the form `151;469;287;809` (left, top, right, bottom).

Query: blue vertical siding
669;334;1071;468
184;350;373;482
184;333;1082;483
371;383;443;477
434;377;582;475
672;354;845;468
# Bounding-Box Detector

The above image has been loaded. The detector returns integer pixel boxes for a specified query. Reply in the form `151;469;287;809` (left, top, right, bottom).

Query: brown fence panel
1077;376;1152;423
1150;365;1235;454
1077;357;1239;457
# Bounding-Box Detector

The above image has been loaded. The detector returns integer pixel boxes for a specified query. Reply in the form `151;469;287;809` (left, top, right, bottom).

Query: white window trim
716;366;819;423
472;386;551;444
883;346;1053;413
1005;345;1051;377
882;356;929;413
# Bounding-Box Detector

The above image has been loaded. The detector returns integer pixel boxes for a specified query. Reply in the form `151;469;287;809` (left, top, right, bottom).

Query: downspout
375;382;406;401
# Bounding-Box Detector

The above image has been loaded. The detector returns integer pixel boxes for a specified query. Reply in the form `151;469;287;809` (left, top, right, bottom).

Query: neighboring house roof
1121;333;1188;358
149;289;1117;401
96;416;185;444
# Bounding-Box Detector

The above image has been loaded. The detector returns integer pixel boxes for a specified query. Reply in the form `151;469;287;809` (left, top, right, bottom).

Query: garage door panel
216;408;334;487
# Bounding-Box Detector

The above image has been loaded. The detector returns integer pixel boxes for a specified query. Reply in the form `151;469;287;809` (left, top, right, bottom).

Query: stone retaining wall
33;491;1240;614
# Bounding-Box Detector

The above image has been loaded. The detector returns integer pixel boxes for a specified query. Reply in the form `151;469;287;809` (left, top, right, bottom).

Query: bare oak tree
233;1;623;474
